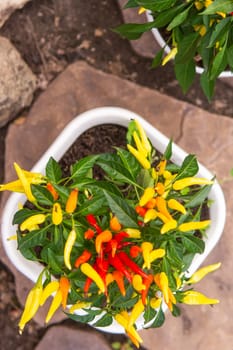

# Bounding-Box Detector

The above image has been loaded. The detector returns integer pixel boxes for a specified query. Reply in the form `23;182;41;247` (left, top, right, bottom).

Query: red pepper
108;254;132;282
141;274;154;305
117;252;148;280
84;228;95;240
74;250;92;268
86;214;102;234
113;270;126;296
135;205;147;217
84;277;92;295
130;245;142;258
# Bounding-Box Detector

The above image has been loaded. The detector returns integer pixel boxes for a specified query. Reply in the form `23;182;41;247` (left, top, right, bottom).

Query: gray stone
0;61;232;348
0;0;31;28
35;326;111;350
0;36;36;127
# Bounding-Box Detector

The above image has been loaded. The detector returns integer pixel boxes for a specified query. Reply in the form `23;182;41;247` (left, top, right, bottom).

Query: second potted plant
1;107;226;347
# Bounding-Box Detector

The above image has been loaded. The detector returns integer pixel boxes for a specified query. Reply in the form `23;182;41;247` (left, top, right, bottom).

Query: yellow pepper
167;199;186;214
115;311;143;348
162;47;178;66
159;272;170;304
138;6;146;14
20;214;46;231
186;262;221;284
65;188;78;214
40;280;59;306
0;179;25;193
127;144;151;169
173;177;213;190
128;298;145;328
14;162;35;202
52;202;63;225
64;229;77;270
150;297;162;309
135;119;151;154
45;289;62;323
182;290;219;305
161;219;177;234
18;271;43;333
156;197;173;221
69;301;91;313
178;220;211;232
144;209;157;223
139;187;155;207
141;242;153;269
80;263;105;293
132;274;146;292
148;248;166;265
133;130;148;157
110;215;122;231
124;228;141;238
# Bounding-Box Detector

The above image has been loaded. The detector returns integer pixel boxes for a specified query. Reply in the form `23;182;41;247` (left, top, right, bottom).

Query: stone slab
0;61;232;349
35;325;111;350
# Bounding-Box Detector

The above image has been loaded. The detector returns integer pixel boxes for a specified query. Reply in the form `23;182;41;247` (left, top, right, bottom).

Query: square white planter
1;107;226;332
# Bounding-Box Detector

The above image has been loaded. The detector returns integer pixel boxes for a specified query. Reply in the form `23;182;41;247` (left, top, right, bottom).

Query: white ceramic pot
146;11;233;78
1;106;226;333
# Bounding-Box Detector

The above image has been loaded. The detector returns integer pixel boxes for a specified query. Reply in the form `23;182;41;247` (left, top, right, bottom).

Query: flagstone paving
1;61;233;349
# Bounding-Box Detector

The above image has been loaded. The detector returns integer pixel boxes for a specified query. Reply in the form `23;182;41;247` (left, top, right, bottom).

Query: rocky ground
0;1;232;350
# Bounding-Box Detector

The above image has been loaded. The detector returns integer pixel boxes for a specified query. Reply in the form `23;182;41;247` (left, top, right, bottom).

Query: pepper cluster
0;119;221;348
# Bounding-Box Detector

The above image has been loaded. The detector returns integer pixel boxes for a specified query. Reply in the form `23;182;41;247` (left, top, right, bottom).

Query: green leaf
137;0;176;11
182;234;205;254
71;155;98;179
210;42;228;80
124;0;138;9
65;311;97;323
145;307;165;328
76;195;107;216
46;157;62;182
144;304;157;324
227;45;233;69
103;191;138;228
53;183;70;201
151;48;164;68
152;3;187;28
116;147;141;180
186;185;212;208
175;32;199;64
113;21;158;40
167;4;192;31
175;154;199;181
201;0;233;14
163;139;173;160
13;208;40;225
92;313;113;327
41;246;64;273
208;17;231;48
200;71;215;101
31;184;54;206
18;225;50;251
175;59;196;93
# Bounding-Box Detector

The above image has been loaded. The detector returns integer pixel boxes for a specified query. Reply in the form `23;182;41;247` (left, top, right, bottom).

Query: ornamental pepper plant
0;120;221;348
115;0;233;100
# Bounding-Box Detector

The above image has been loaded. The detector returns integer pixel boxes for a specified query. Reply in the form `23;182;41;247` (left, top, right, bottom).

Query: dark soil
0;1;232;349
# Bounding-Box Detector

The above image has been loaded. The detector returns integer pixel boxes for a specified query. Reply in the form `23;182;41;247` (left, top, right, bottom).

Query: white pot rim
1;106;226;333
146;11;233;78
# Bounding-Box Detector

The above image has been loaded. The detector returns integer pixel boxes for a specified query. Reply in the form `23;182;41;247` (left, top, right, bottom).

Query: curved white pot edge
146;11;233;78
1;106;226;333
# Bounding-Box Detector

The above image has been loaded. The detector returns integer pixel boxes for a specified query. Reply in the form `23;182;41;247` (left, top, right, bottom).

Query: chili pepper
155;182;165;195
20;214;46;231
145;248;166;268
167;198;186;214
110;215;122;231
135;119;152;154
141;274;154;305
106;272;114;286
65;188;78;214
46;183;59;200
84;276;93;295
114;231;129;243
64;229;76;270
156;196;173;220
139;187;155;207
14;162;35;202
59;276;70;309
135;205;147;217
52;202;63;225
162;47;178;66
84;228;95;240
69;301;91;314
186;262;221;285
0;179;24;193
117;251;148;280
145;197;157;209
156;211;170;223
18;271;43;333
45;289;62;323
150;297;162;309
109;239;118;257
141;242;153;269
178;220;211;232
108;254;132;282
128;298;145;328
74;250;92;268
157;159;167;175
144;208;157;223
132;274;145;292
95;230;112;254
173;177;213;190
115;312;143;348
160;219;177;234
159;272;169;304
133;130;147;156
124;228;141;238
130;245;142;258
113;270;126;296
181;290;219;305
86;214;102;234
40;280;59;306
127;144;151;170
80;263;105;293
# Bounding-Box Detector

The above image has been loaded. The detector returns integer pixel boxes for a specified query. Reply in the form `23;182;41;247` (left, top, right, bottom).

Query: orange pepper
65;188;78;214
59;276;70;309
